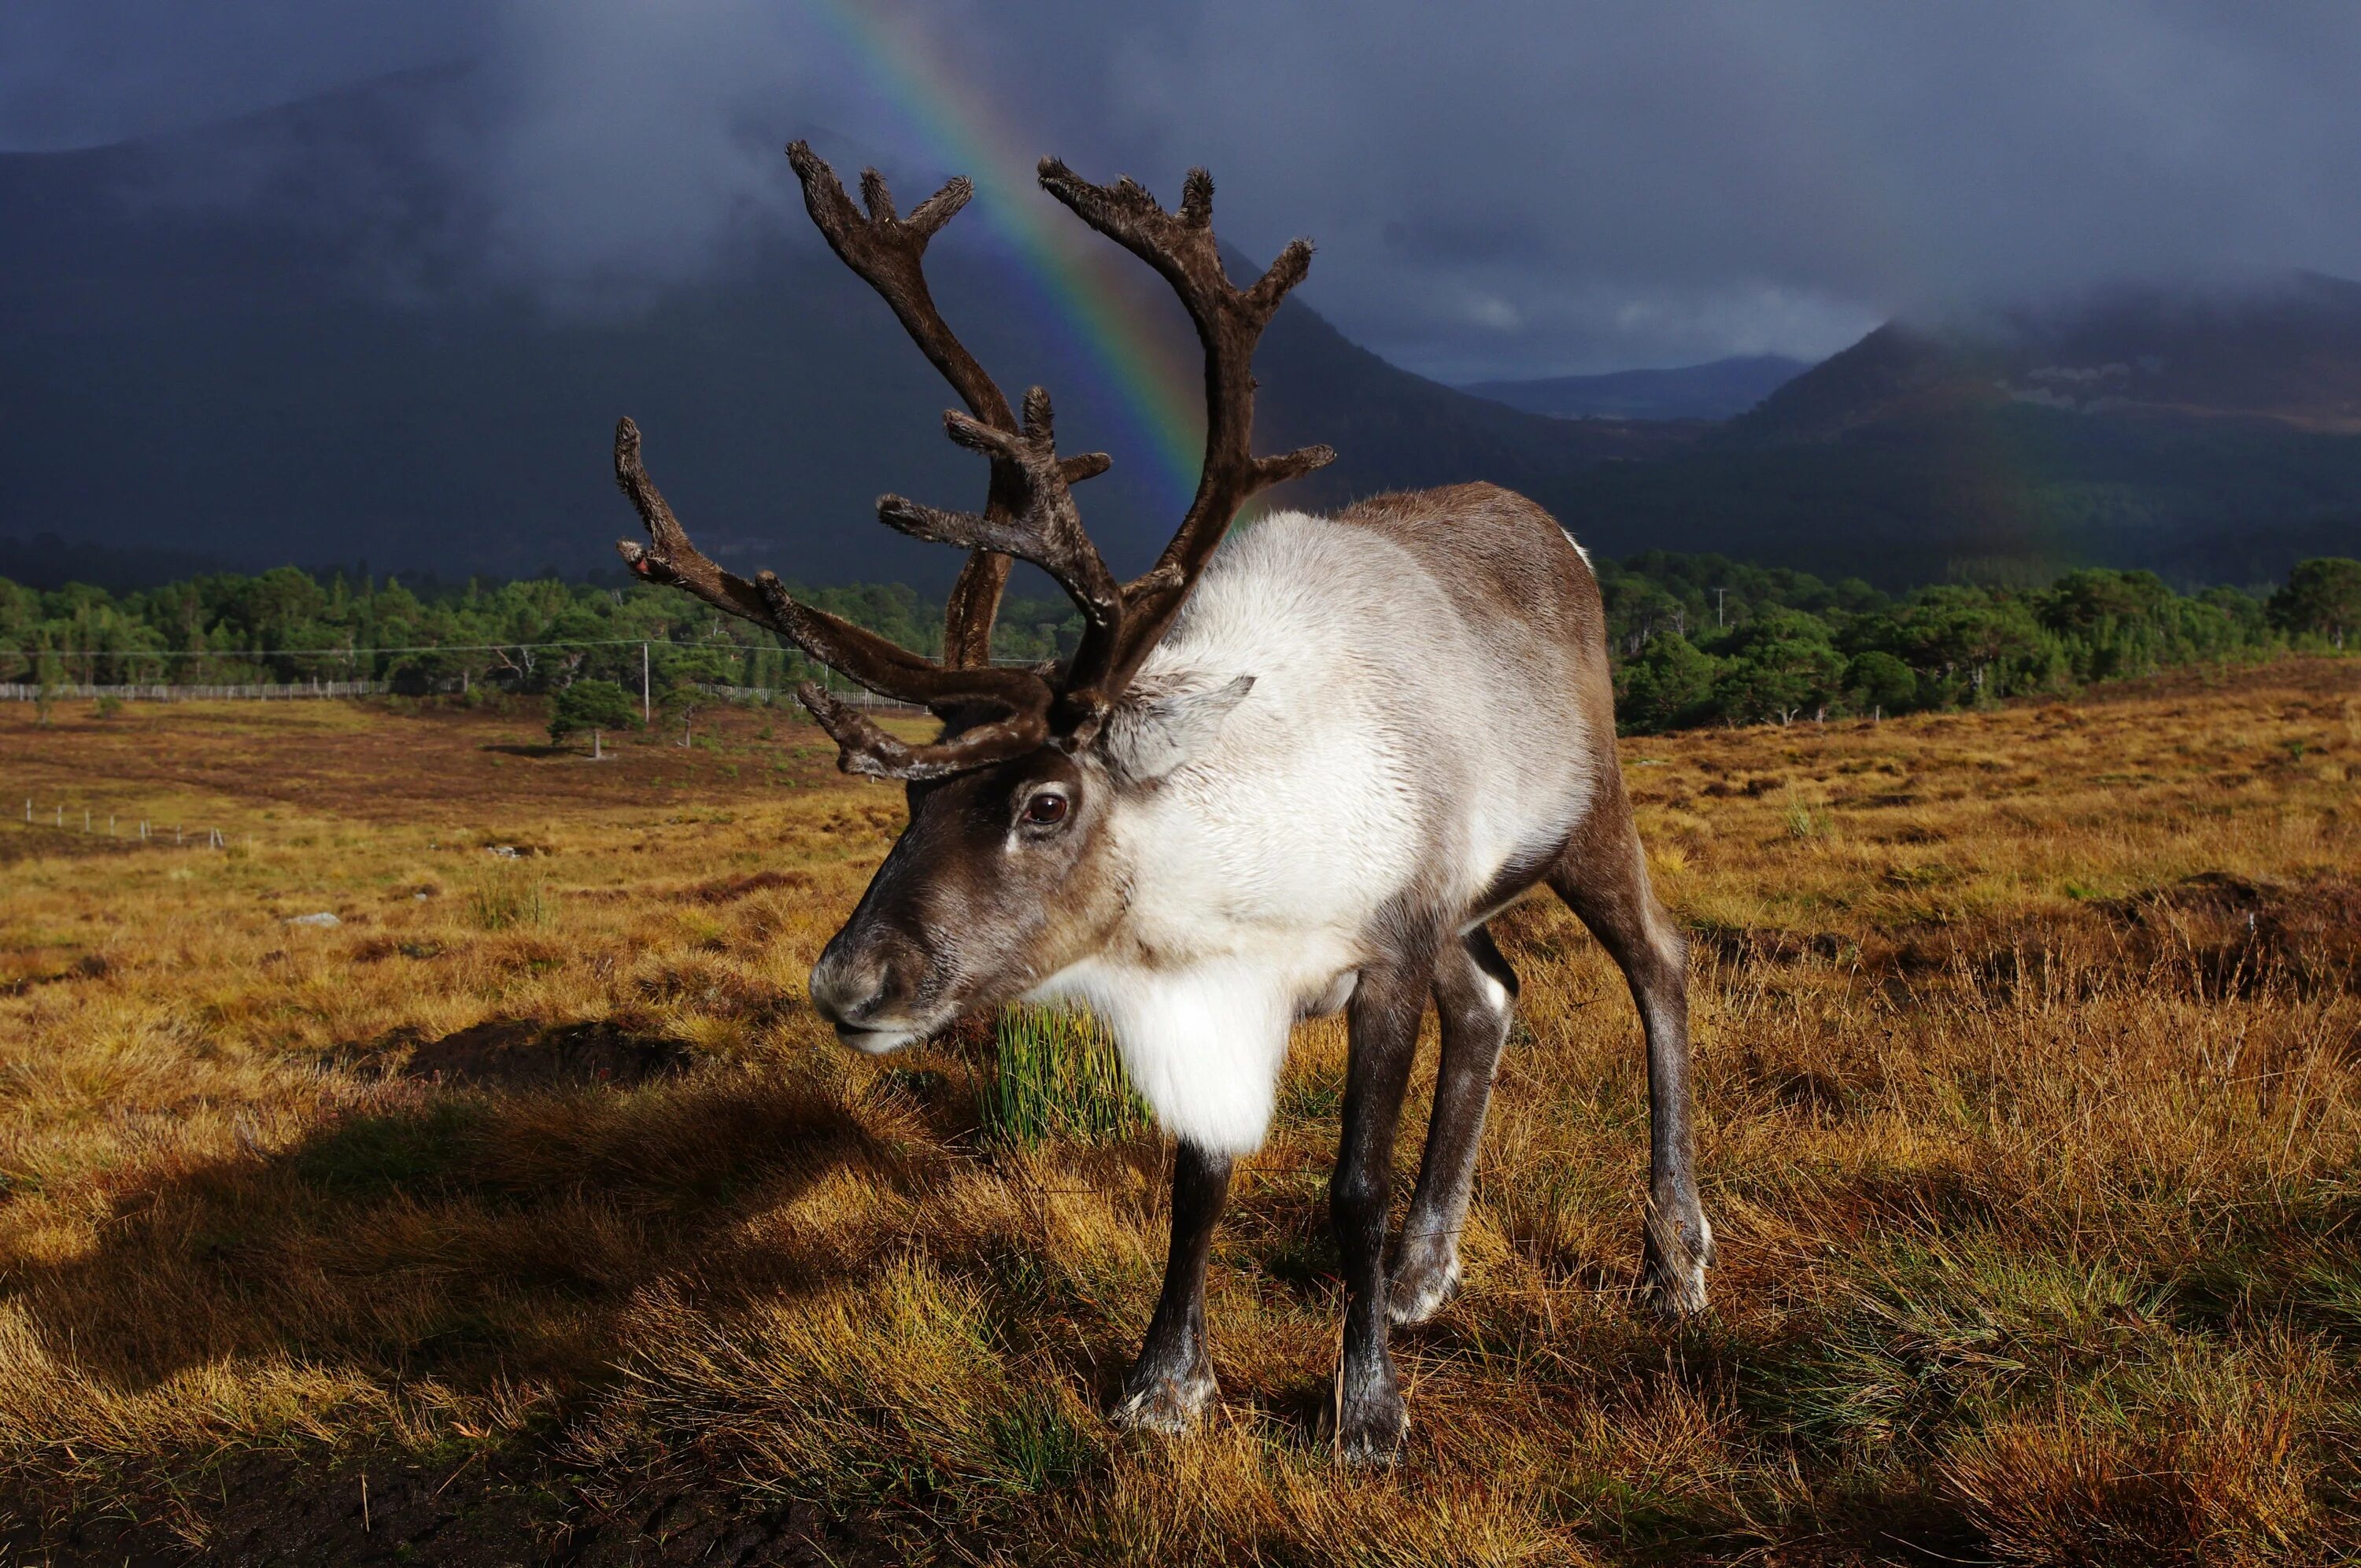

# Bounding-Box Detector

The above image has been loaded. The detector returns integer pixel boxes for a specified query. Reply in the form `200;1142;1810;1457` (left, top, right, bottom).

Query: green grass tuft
976;1006;1147;1147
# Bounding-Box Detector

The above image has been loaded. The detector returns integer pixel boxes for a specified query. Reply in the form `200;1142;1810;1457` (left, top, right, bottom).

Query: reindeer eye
1022;791;1070;828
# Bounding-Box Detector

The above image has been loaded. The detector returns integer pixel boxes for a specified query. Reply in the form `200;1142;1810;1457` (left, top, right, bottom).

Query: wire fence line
0;637;663;662
17;798;231;849
0;676;940;719
692;681;929;716
0;638;1058;666
0;680;389;703
2;636;1044;708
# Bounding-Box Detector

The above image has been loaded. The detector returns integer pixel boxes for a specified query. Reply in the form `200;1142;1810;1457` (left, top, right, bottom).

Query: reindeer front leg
1114;1140;1232;1432
1331;952;1429;1463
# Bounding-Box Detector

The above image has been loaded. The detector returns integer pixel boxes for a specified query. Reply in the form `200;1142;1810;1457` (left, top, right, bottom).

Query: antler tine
800;684;1051;782
788;143;1011;426
874;387;1125;641
613;418;1054;779
904;179;971;242
786;139;1029;671
1036;159;1338;710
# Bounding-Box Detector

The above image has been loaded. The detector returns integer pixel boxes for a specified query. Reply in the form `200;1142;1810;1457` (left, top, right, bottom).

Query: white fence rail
0;680;388;702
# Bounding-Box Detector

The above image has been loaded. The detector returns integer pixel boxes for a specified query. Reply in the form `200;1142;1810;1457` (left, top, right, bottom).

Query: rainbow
808;2;1210;511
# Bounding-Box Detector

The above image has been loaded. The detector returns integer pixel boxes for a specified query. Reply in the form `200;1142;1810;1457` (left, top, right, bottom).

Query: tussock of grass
0;667;2357;1559
466;861;552;930
977;1006;1148;1148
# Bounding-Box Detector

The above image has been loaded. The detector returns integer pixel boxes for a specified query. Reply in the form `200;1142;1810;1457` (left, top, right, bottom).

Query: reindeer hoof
1387;1250;1461;1326
1112;1357;1217;1435
1641;1206;1714;1319
1330;1394;1410;1467
1326;1361;1410;1465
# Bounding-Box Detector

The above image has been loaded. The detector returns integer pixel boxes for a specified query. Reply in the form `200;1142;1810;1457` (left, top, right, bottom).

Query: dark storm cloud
7;1;2360;378
0;0;486;149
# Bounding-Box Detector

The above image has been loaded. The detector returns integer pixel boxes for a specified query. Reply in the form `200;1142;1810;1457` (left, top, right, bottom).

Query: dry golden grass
0;662;2355;1563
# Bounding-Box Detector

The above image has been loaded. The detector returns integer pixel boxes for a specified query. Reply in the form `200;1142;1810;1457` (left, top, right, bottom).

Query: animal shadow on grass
6;1034;901;1398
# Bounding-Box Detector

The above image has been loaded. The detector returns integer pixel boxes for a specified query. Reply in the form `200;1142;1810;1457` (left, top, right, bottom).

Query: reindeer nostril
811;951;895;1028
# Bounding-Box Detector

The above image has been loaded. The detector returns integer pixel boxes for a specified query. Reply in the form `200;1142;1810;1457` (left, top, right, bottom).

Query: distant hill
0;70;1696;589
0;533;231;594
1733;275;2361;445
1461;355;1809;422
3;72;2357;592
1527;279;2361;586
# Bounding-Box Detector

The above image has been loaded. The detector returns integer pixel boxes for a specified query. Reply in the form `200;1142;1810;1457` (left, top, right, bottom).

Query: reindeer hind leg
1389;925;1517;1326
1549;798;1713;1316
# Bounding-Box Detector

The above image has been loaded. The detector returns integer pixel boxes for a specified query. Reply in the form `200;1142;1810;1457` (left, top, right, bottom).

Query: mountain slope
1733;275;2361;446
5;72;2358;593
1461;355;1808;422
0;73;1698;588
1520;279;2361;586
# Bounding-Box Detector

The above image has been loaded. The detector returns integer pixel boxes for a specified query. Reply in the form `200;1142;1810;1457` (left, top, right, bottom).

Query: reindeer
613;143;1712;1462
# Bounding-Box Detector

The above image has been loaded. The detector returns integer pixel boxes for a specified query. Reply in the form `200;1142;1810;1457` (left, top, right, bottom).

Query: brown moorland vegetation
0;660;2355;1565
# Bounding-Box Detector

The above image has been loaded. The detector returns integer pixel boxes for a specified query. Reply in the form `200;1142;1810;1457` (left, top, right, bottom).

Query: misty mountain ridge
1735;273;2361;445
0;68;1700;589
1461;356;1808;422
1536;275;2361;586
2;70;2356;593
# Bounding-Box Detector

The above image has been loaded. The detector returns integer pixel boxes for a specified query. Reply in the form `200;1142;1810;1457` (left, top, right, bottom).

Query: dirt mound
2103;871;2361;992
340;1020;693;1089
682;868;814;904
1695;924;1858;968
0;953;110;998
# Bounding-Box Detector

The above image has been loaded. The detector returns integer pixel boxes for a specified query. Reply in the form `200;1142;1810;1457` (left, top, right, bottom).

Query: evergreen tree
1844;650;1917;716
1619;633;1718;732
2270;558;2361;649
549;680;637;758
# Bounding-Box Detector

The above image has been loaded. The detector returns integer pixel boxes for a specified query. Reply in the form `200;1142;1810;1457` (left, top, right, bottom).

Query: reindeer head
615;145;1331;1050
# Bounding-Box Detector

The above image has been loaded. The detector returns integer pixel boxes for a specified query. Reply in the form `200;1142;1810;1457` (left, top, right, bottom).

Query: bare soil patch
339;1019;697;1090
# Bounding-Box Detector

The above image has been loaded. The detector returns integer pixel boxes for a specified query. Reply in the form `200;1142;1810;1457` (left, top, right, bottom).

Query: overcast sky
6;1;2360;379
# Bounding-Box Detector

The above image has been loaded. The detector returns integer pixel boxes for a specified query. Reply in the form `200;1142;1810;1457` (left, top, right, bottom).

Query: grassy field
0;662;2355;1565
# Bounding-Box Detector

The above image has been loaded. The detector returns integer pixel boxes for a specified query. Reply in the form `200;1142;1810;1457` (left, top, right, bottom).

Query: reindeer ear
1100;673;1254;784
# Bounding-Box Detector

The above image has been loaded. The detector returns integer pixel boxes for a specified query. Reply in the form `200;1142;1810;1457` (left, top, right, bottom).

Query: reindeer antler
615;144;1333;777
784;144;1034;673
877;386;1123;659
618;143;1066;777
615;415;1051;722
1033;160;1335;733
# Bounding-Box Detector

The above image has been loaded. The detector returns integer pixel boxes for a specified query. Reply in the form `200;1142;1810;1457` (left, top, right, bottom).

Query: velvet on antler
615;142;1334;777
